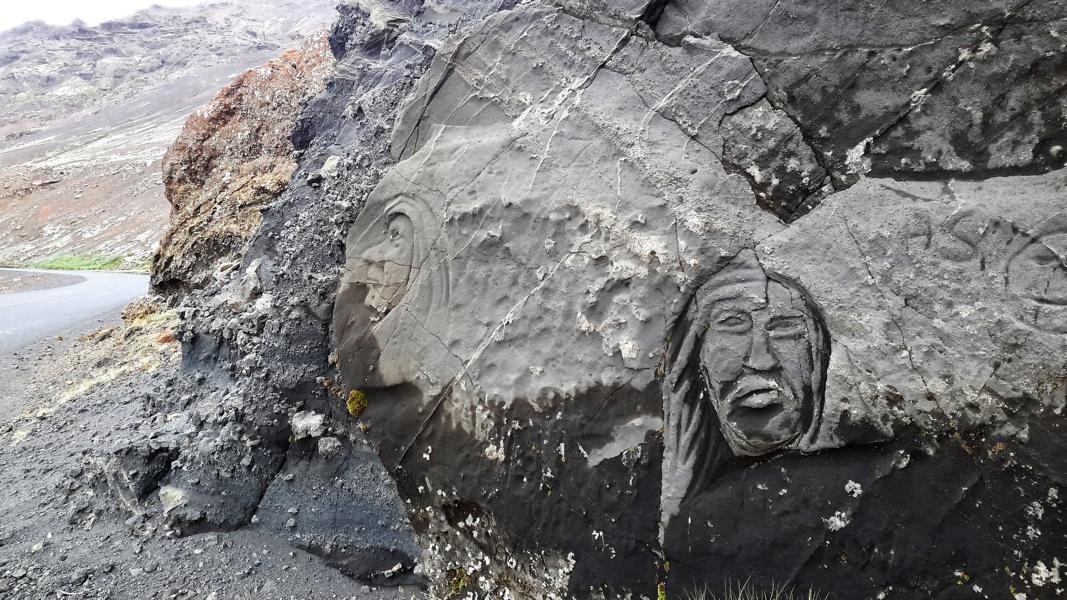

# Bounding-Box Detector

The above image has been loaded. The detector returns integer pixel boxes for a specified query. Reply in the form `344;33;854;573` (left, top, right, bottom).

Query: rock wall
135;1;1066;598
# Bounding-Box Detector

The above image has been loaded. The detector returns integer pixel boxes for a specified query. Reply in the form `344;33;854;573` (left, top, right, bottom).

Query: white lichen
845;480;863;497
823;510;852;531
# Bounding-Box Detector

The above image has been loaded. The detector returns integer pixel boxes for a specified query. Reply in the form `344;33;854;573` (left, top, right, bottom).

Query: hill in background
0;0;336;268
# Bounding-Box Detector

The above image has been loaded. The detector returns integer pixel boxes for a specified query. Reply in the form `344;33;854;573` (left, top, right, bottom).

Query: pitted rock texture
331;3;1066;598
152;34;334;296
141;1;1066;599
721;99;829;221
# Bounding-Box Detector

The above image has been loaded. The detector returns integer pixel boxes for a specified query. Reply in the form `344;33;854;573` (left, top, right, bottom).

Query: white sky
1;1;207;32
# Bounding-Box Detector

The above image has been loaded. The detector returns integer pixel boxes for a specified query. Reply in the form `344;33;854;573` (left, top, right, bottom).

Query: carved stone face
333;191;451;391
698;276;817;456
358;214;415;314
1009;231;1067;333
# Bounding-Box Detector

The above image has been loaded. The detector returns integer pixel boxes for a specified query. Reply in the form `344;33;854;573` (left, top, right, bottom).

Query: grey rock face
721;99;829;220
328;2;1066;598
658;0;1067;188
143;1;1066;598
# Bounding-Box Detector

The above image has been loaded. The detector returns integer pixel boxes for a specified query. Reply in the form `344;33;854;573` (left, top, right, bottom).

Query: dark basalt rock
254;439;421;584
658;0;1067;189
666;420;1067;599
721;99;830;221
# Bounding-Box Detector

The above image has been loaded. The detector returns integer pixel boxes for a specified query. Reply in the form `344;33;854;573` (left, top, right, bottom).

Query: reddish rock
152;35;334;295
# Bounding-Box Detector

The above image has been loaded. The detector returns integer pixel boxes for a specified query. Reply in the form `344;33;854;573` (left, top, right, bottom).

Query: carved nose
362;241;389;263
744;329;779;371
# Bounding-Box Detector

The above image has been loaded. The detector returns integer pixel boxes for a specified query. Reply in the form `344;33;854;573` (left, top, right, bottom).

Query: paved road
0;269;149;355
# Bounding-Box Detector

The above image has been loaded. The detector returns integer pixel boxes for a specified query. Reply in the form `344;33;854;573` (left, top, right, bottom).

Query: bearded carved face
697;275;819;456
333;192;450;392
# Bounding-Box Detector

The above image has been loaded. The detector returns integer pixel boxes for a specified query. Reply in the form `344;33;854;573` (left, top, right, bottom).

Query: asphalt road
0;268;149;355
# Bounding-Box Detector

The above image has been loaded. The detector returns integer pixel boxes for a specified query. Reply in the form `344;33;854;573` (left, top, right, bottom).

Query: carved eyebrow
768;304;810;317
707;292;767;305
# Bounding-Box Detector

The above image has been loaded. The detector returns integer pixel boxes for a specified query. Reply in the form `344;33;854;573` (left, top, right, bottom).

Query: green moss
445;568;471;598
346;389;368;417
29;254;124;271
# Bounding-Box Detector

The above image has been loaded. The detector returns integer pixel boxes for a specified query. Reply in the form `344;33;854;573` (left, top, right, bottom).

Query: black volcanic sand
0;311;420;600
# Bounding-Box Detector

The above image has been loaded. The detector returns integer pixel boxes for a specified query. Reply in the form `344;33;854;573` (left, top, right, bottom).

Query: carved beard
702;368;808;457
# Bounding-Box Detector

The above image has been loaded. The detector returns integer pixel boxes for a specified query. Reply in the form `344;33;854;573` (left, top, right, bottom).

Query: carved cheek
380;236;414;293
381;256;412;289
1014;262;1044;297
1031;262;1067;302
770;336;813;401
699;333;747;390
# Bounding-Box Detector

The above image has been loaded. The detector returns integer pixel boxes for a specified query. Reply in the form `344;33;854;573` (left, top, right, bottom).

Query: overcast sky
1;1;206;32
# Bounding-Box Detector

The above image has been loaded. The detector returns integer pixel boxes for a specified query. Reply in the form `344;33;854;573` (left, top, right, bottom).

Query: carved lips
728;376;787;409
721;373;802;451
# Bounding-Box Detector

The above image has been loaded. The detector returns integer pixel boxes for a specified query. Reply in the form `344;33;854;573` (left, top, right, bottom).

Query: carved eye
1029;248;1059;267
714;312;751;333
388;224;403;242
766;316;807;339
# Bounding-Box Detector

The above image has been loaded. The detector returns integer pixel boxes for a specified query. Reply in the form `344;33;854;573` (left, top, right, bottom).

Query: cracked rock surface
658;0;1067;187
124;1;1067;598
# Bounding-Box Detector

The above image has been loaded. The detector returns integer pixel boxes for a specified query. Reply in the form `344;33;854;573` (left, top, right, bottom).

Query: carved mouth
736;389;781;409
727;378;784;409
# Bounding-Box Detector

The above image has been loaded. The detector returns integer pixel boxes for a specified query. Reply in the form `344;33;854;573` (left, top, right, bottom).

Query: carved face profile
660;249;829;532
358;213;415;315
332;193;449;390
1007;216;1067;334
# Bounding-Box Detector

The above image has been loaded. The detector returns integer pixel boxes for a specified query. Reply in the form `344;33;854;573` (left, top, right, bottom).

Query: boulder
330;3;1067;597
148;1;1066;598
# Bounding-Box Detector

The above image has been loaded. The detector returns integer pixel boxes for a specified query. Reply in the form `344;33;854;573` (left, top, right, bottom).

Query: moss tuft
445;568;471;598
346;389;368;417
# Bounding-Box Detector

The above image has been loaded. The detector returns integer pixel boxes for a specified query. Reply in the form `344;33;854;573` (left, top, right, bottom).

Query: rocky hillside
0;0;333;133
0;0;336;268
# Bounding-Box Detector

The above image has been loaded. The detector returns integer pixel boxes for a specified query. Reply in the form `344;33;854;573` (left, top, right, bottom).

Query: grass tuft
684;580;830;600
29;254;124;271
